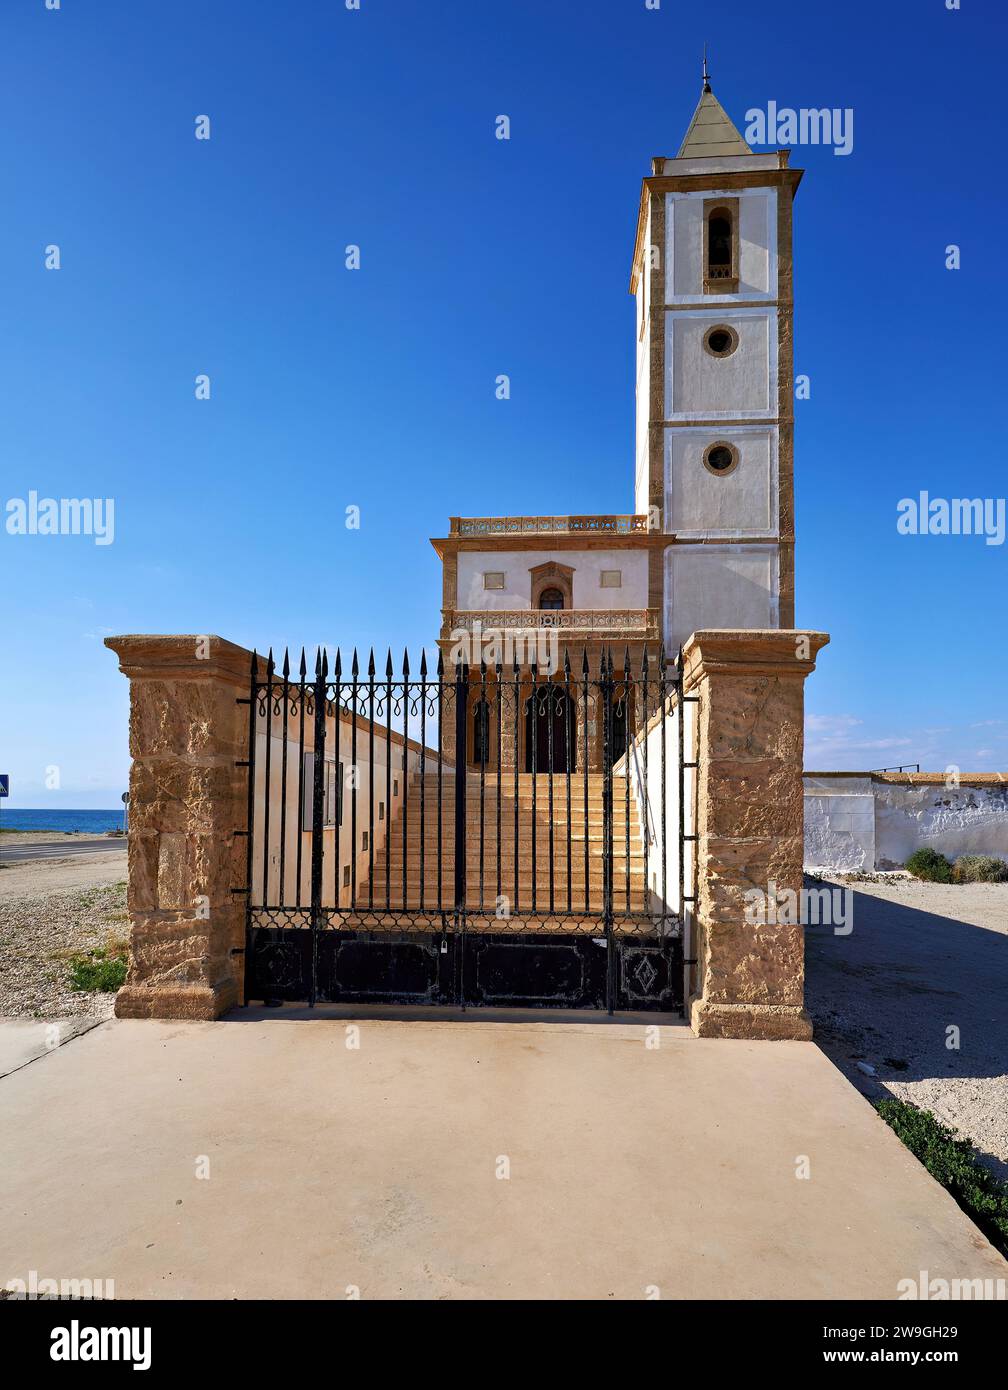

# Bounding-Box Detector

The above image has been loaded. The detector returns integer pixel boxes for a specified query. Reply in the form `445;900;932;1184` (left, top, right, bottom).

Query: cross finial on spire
702;45;711;93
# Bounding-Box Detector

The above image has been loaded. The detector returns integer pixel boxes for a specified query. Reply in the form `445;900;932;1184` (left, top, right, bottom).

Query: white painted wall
666;187;777;302
664;543;778;653
253;709;428;909
803;776;876;872
666;425;776;537
803;776;1008;871
616;693;696;919
455;549;649;611
874;782;1008;869
666;308;776;419
635;203;652;517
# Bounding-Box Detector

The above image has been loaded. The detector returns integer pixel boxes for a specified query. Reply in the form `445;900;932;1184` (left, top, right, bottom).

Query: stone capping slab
105;634;254;687
806;771;1007;787
681;628;829;689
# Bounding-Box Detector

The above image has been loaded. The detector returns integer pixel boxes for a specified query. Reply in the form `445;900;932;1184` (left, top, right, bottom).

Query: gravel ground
805;875;1008;1181
0;867;128;1021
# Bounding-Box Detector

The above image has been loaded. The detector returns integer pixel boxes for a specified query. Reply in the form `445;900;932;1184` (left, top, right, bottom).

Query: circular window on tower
702;441;740;477
702;324;739;358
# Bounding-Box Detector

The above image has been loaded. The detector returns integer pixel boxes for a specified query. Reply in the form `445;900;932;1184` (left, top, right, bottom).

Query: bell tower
630;64;802;653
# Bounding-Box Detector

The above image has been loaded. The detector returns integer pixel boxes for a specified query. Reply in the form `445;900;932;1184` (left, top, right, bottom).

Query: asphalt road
0;838;127;864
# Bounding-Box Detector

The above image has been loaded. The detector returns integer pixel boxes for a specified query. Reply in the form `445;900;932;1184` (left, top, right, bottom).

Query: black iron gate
239;645;689;1014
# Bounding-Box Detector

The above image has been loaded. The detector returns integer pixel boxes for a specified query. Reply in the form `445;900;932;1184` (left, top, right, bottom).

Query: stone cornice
105;634;255;687
681;628;829;688
430;533;662;558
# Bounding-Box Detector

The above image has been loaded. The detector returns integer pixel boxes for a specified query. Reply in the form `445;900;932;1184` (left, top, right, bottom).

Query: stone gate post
682;629;829;1040
105;635;254;1020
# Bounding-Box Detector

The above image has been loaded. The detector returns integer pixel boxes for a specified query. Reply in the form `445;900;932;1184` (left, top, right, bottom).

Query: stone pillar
682;629;829;1041
104;635;253;1020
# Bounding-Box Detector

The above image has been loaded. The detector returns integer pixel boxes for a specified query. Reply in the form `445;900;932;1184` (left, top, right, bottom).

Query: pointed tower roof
675;63;752;160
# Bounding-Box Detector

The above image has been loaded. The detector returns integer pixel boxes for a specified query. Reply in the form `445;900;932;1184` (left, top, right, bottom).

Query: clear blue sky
2;0;1006;806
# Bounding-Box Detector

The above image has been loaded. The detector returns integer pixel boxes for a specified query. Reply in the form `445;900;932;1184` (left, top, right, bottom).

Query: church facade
432;78;802;774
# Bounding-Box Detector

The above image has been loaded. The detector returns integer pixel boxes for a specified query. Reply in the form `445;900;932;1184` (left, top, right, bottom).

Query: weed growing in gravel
877;1099;1008;1251
75;882;126;910
951;855;1008;884
68;948;127;993
905;848;953;883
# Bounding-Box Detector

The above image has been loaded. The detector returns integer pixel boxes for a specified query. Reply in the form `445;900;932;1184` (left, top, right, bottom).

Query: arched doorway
524;685;575;773
538;587;565;611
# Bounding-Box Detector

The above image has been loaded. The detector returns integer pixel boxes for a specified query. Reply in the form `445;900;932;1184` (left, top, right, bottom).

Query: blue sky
2;0;1006;806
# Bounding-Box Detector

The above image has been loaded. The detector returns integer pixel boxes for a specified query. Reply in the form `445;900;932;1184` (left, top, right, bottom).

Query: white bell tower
630;62;801;653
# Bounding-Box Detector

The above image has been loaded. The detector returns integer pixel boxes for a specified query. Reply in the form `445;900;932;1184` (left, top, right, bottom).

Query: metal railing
447;608;659;634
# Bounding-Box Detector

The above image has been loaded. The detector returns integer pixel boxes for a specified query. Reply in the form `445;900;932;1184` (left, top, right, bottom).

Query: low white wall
803;775;1008;871
253;707;429;909
874;782;1008;870
615;691;695;918
803;776;875;872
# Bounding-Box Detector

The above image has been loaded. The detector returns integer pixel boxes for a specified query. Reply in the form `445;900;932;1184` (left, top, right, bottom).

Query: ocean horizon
0;808;127;834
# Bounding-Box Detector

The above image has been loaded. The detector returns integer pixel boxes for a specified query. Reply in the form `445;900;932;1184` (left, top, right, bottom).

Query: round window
703;325;739;358
703;442;739;476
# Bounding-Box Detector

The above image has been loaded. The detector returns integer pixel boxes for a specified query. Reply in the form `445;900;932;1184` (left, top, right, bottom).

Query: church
106;67;827;1030
431;70;800;774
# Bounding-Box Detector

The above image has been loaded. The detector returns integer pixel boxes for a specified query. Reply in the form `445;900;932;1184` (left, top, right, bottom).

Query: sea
0;809;126;834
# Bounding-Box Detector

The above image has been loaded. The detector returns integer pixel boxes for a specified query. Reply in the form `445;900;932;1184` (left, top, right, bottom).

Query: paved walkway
1;1010;1004;1299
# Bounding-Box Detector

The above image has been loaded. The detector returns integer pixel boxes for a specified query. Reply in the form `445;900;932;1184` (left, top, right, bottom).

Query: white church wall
664;543;778;653
456;549;649;612
666;425;776;537
635;204;652;517
666;307;776;419
666;187;776;301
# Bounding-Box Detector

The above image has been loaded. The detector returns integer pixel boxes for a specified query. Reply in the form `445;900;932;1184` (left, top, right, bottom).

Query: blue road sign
0;775;9;797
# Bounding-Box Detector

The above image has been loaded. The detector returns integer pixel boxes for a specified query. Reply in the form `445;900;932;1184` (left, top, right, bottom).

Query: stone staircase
349;770;649;928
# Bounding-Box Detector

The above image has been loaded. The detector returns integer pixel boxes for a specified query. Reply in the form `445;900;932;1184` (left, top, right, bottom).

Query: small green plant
68;948;128;993
876;1099;1008;1250
905;847;953;882
951;854;1008;884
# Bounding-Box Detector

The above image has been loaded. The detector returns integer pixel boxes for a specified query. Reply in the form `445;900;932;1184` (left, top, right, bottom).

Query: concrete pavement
0;1009;1004;1299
